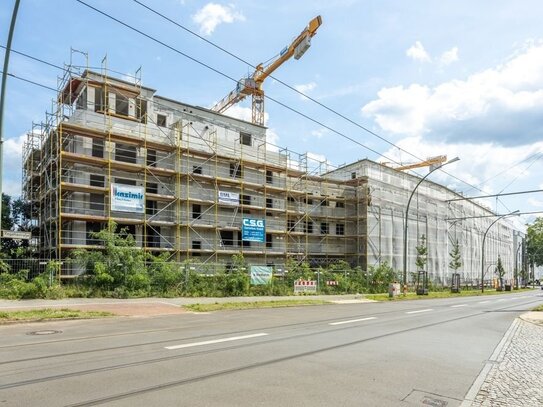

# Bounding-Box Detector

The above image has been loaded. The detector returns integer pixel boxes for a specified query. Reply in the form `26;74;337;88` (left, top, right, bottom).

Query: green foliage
366;261;398;294
527;217;543;267
449;239;462;272
415;235;428;271
495;255;505;287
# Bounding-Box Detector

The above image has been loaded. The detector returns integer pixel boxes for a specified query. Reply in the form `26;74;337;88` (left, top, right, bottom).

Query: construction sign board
294;280;317;293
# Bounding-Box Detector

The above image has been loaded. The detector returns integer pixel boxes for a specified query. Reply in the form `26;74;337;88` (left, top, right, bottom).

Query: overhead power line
75;0;496;198
447;189;543;202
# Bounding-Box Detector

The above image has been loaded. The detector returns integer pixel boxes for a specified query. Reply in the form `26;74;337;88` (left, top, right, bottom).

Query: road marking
478;300;490;304
329;317;377;326
165;333;268;350
496;298;506;302
451;304;468;308
406;309;433;314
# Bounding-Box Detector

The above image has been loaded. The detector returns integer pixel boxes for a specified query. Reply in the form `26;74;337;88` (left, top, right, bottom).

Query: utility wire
73;0;403;165
0;70;57;92
129;0;489;195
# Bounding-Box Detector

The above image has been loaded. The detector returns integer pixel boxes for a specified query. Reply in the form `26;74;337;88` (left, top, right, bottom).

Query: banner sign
250;266;273;285
294;280;317;293
218;191;239;205
111;184;145;213
1;230;31;239
242;218;265;242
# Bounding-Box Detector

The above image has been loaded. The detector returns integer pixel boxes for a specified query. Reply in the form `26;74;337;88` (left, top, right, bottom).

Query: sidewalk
462;312;543;406
0;294;372;316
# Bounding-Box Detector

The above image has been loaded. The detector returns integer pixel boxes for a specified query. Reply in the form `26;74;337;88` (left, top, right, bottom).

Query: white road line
406;309;433;314
165;333;268;350
329;317;377;326
451;304;468;308
478;300;490;304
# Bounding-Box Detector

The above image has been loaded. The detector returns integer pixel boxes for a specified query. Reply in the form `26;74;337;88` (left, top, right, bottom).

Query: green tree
495;255;505;289
71;221;149;294
367;261;397;294
415;235;428;271
527;217;543;268
449;239;462;273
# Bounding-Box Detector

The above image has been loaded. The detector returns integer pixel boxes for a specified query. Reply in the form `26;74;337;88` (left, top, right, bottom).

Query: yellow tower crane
381;155;448;172
211;16;322;126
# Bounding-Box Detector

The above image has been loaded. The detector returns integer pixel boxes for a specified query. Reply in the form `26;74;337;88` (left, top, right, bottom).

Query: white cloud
221;105;270;126
192;3;245;36
527;198;543;208
379;137;543;211
294;82;317;100
310;128;329;139
363;41;543;146
3;134;27;197
439;46;459;66
406;41;431;63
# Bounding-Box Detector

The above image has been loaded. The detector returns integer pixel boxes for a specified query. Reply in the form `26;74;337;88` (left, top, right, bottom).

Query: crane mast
211;16;322;126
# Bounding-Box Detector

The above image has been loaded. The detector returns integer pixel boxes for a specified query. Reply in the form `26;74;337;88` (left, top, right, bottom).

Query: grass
533;304;543;312
0;308;114;323
364;288;534;302
184;299;331;312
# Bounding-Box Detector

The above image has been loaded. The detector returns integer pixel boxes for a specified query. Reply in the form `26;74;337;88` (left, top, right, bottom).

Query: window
240;195;251;206
114;178;136;186
237;231;251;247
90;194;104;212
192;240;201;250
146;200;157;215
86;222;103;245
76;88;87;110
115;143;137;164
92;139;104;158
90;174;105;188
351;172;357;179
146;225;160;248
136;99;147;123
336;224;345;235
287;196;296;203
94;87;104;112
230;162;242;178
192;165;202;175
304;197;313;205
288;219;296;232
147;149;157;167
266;233;272;248
220;230;234;247
336;201;345;208
157;114;167;127
146;182;158;194
192;204;202;219
266;198;273;209
320;222;329;235
321;199;328;207
305;221;313;234
115;93;129;116
240;132;252;146
266;170;273;184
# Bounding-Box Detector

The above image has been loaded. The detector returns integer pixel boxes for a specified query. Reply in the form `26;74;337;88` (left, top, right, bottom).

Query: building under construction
22;65;524;284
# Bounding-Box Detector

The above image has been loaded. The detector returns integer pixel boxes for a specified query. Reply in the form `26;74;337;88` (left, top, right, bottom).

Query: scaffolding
21;57;522;282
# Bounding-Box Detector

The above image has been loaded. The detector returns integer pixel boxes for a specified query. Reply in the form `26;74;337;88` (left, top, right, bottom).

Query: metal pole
480;210;519;293
0;0;21;233
402;157;459;288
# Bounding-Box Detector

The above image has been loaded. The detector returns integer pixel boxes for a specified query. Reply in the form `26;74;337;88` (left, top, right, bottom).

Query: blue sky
1;0;543;226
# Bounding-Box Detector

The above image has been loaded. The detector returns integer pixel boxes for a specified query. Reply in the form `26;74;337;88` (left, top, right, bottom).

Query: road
0;291;542;406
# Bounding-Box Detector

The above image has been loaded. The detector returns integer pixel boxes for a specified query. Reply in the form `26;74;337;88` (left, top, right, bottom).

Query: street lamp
402;157;460;288
480;210;520;292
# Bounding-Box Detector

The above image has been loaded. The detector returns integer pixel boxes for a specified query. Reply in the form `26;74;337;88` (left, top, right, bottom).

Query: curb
460;318;521;406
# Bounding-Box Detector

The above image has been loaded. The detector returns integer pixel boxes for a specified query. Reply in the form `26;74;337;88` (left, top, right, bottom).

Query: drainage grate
26;330;62;336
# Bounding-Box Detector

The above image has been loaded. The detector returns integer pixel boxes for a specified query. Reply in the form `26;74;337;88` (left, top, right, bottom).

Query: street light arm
480;210;519;292
402;157;460;287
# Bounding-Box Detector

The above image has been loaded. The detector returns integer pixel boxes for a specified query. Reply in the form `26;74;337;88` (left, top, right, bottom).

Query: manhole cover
26;330;62;336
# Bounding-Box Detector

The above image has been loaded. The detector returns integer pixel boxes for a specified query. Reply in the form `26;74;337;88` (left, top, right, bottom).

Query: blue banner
242;218;265;242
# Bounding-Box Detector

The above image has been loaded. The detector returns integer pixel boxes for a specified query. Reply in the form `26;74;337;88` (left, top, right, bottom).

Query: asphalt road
1;291;542;407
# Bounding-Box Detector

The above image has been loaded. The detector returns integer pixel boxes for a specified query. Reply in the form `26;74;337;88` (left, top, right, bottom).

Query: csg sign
242;218;265;242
